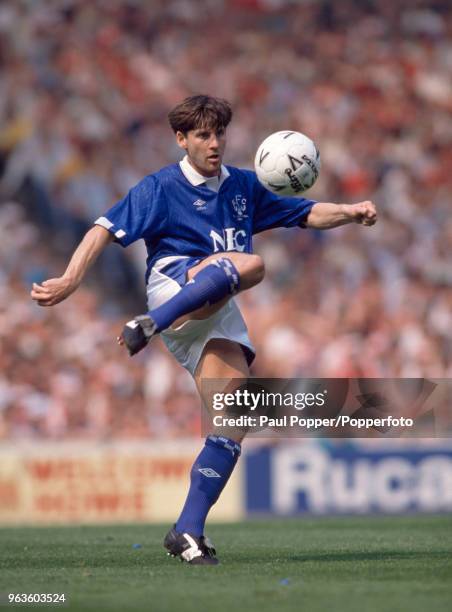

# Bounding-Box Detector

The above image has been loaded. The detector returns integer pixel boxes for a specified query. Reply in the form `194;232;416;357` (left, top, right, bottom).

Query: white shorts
146;256;256;376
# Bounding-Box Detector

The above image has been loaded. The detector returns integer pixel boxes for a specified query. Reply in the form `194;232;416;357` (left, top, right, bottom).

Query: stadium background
0;0;451;527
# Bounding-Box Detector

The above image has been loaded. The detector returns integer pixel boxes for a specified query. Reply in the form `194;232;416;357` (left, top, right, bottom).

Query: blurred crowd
0;0;451;439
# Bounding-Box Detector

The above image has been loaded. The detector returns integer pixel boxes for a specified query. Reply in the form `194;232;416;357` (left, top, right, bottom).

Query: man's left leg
164;338;249;565
121;253;264;355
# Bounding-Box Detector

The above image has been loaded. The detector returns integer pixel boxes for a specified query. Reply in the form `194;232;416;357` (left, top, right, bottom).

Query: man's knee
216;252;265;289
190;252;265;286
247;254;265;284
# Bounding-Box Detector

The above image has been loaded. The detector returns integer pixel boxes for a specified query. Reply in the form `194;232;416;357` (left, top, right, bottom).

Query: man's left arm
304;200;377;229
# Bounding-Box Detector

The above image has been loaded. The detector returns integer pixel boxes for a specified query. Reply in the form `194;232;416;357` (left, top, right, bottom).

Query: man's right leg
164;339;249;565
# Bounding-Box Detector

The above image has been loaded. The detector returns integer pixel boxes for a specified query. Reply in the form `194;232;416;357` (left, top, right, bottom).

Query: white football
254;130;320;196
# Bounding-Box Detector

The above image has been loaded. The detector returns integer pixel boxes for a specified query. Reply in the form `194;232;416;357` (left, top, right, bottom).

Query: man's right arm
30;225;114;307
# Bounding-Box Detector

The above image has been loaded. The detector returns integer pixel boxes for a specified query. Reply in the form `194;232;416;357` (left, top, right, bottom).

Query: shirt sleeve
94;175;167;247
251;173;316;234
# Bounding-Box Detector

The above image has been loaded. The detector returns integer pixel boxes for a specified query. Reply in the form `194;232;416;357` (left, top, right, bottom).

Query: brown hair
168;95;232;134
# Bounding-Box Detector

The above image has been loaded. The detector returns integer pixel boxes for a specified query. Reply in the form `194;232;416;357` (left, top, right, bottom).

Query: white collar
179;155;230;192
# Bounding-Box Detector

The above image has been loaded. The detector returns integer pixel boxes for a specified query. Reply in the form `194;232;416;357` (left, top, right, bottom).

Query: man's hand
30;276;78;306
305;200;377;229
347;200;377;226
118;314;157;356
30;226;113;307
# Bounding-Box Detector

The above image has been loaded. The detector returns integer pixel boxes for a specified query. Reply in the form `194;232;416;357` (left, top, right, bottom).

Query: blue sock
149;258;240;332
175;435;241;537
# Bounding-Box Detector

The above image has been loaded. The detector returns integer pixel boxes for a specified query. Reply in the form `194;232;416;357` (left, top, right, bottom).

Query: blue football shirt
95;163;316;282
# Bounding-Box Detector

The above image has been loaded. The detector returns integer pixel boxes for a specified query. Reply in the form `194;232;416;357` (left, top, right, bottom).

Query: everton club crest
231;194;248;219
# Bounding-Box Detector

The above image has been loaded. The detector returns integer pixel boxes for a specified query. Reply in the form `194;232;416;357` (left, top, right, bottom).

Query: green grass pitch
1;516;451;612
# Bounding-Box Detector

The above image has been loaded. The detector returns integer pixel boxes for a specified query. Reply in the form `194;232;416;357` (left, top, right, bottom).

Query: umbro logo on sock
198;468;221;477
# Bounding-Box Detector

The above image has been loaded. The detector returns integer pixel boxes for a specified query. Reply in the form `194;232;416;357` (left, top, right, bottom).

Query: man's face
176;126;226;177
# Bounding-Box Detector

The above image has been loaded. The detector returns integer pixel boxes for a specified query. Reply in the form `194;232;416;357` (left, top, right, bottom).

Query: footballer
31;95;376;565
